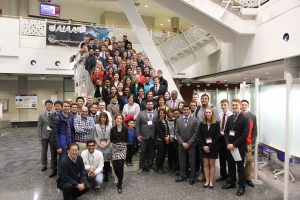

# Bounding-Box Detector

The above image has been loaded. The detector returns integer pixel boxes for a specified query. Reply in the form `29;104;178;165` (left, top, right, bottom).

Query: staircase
219;0;270;16
158;25;220;77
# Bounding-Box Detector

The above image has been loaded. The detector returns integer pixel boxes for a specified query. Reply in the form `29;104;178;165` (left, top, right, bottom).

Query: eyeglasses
87;145;95;148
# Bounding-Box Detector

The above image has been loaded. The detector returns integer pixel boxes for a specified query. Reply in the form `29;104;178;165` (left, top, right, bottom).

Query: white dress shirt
81;149;104;175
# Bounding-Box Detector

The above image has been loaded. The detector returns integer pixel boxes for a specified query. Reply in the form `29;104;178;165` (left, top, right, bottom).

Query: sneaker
95;185;101;189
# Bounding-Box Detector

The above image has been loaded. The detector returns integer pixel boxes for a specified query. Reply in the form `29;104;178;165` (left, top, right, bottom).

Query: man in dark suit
94;79;108;103
49;100;63;177
58;143;90;200
175;104;199;185
222;99;249;196
38;100;53;171
136;99;158;173
241;99;257;188
150;76;167;102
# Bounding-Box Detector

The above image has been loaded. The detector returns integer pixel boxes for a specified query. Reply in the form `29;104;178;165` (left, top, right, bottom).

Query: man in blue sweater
58;143;90;200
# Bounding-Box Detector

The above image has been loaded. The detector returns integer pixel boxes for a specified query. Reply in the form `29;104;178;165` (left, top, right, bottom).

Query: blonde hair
202;106;217;125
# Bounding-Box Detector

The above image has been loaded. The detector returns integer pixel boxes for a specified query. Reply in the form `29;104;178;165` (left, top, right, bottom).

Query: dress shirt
74;116;95;142
219;110;233;131
81;149;104;175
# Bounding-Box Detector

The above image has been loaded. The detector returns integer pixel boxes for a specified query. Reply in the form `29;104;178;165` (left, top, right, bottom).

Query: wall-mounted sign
15;94;37;109
46;22;113;47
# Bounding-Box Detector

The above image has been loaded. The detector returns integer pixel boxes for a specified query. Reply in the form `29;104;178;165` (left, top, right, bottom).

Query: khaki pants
245;144;254;180
76;142;87;156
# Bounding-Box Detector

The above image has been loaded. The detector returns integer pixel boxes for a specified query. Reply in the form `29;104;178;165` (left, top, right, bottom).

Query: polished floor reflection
0;128;299;200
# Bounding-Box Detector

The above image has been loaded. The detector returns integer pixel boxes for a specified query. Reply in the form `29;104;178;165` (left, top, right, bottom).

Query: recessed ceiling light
265;72;270;75
145;5;149;8
224;80;227;82
168;19;171;22
243;77;247;80
268;76;272;79
160;24;164;26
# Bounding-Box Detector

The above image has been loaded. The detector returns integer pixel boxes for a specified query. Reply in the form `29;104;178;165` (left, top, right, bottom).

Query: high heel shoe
209;184;214;189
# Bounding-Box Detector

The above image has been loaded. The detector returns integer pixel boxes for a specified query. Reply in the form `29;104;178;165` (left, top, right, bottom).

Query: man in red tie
166;90;183;110
216;99;233;182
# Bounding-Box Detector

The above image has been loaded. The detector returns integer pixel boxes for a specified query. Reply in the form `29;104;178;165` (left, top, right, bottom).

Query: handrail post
220;0;232;18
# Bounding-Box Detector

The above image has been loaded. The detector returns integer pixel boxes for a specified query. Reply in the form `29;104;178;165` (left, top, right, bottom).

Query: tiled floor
0;128;299;200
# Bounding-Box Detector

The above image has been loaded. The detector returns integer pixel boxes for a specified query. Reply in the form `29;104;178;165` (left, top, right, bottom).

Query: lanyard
231;112;240;130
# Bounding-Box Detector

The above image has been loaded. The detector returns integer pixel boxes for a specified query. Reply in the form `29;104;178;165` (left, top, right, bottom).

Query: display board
15;94;37;109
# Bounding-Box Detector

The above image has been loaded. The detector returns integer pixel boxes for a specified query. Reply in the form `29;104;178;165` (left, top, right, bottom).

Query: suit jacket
224;112;249;153
166;99;183;110
38;111;52;139
94;86;109;102
130;83;144;96
136;110;158;139
175;115;199;146
155;119;170;140
150;84;167;97
198;122;220;151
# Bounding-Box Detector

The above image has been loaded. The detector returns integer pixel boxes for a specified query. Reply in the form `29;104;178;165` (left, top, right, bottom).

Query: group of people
37;35;257;200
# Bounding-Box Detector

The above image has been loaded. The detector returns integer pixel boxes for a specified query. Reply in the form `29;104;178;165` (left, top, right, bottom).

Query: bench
10;120;38;128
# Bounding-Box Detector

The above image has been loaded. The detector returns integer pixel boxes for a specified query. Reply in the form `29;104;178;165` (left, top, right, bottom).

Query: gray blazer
136;110;158;139
38;111;52;139
166;99;183;109
175;115;199;146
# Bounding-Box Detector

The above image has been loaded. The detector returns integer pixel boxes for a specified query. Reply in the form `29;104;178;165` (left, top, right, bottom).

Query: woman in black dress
198;107;220;189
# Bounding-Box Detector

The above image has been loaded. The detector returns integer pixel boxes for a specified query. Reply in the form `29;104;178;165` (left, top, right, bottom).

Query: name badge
47;126;52;131
147;121;153;126
229;130;235;136
206;138;212;144
220;131;224;135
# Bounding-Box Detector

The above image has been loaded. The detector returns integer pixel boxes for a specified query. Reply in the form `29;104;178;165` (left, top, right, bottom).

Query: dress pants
179;144;196;179
62;183;90;200
126;144;135;164
218;136;228;178
139;139;155;170
226;148;246;186
245;144;254;180
103;161;111;181
167;140;179;171
112;159;125;188
155;140;166;170
50;141;57;173
41;138;50;167
195;140;203;175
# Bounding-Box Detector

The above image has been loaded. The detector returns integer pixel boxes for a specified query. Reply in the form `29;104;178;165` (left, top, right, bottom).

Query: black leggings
126;144;135;164
112;159;125;188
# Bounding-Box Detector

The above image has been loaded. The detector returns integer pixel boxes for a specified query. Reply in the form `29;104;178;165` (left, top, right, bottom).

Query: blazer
175;115;199;146
130;83;144;96
150;84;167;97
198;122;220;151
155;119;170;140
224;112;249;153
166;99;184;110
136;110;158;139
38;111;52;139
94;86;109;102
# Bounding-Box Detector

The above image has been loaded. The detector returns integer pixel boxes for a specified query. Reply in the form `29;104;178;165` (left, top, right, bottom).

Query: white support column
284;71;292;200
254;78;262;184
118;0;179;95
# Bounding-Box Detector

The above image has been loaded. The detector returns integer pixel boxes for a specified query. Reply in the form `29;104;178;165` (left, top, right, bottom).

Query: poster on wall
46;22;113;47
15;94;37;109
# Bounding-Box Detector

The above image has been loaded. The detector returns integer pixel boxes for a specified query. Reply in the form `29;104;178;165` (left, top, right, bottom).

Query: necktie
184;118;188;127
148;112;153;120
47;112;51;118
155;85;158;93
172;100;176;109
221;113;226;131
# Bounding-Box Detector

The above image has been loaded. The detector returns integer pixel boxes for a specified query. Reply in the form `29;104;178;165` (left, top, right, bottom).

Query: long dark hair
97;112;109;126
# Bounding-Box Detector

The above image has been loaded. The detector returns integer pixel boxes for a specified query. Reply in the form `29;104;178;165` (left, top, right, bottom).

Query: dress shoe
175;177;187;182
222;183;236;189
41;167;47;171
189;178;195;185
203;183;209;188
49;172;57;178
209;184;214;189
117;187;122;194
236;187;245;196
246;180;255;187
216;176;227;182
